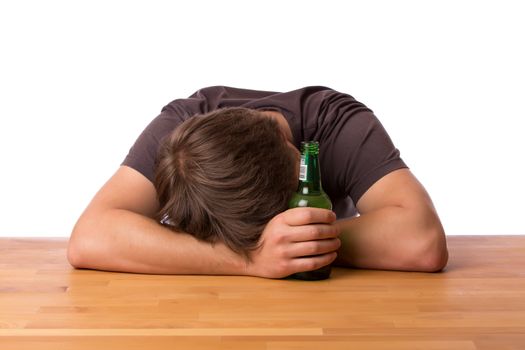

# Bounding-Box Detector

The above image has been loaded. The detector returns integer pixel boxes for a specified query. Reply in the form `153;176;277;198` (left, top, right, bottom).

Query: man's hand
246;207;341;279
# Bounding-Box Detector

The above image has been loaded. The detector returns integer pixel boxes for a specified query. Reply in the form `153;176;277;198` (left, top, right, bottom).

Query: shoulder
190;85;282;100
294;86;357;98
292;86;370;119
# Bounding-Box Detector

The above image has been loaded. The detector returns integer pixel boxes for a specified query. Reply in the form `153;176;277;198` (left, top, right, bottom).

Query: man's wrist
212;241;253;276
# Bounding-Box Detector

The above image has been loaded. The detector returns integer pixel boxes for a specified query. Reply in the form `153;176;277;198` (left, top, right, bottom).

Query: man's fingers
280;207;336;226
288;224;340;242
290;252;338;273
285;238;341;259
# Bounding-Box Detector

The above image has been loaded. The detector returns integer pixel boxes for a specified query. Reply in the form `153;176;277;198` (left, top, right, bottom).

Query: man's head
154;107;298;258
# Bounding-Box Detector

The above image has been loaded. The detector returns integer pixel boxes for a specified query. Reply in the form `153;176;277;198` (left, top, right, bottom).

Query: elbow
67;245;83;269
67;222;94;269
67;242;84;270
67;230;84;269
415;227;449;272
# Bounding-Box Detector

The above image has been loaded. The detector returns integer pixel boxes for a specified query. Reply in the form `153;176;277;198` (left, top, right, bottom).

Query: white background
0;0;523;237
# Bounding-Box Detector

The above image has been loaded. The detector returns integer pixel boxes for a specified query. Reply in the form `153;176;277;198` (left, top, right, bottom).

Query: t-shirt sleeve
121;109;185;183
316;91;408;205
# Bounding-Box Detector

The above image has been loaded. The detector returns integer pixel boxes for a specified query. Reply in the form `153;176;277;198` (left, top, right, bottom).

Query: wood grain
1;236;524;349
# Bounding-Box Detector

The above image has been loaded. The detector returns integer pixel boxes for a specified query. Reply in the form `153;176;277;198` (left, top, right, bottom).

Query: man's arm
67;166;340;277
67;166;247;274
334;168;448;272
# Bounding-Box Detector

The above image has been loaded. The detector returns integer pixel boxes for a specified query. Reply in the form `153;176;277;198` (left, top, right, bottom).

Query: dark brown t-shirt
122;86;408;218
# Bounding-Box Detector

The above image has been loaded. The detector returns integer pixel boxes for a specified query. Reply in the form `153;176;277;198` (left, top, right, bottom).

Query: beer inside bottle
288;141;333;281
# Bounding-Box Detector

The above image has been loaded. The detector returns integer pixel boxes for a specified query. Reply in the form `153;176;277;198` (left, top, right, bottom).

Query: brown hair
154;107;297;258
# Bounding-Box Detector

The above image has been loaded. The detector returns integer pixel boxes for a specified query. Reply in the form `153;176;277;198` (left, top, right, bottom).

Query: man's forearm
334;206;448;272
68;209;247;275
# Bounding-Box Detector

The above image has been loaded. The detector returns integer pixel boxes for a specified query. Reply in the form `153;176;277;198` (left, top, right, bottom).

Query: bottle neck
297;146;323;195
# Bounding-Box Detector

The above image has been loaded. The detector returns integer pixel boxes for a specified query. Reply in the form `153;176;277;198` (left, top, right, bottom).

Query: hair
154;107;297;259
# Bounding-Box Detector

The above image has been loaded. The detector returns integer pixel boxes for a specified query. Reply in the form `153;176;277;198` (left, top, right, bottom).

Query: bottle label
299;155;307;181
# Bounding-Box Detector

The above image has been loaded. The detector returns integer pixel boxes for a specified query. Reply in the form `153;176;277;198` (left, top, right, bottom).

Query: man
67;86;448;278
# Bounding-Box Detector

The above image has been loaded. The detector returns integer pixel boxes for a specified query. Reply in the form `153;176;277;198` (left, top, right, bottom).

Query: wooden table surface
1;236;524;349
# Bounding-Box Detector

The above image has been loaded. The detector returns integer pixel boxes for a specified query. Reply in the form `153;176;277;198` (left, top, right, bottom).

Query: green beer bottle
288;141;333;280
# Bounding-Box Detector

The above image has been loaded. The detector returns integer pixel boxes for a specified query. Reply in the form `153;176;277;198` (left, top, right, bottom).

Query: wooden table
1;236;524;349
